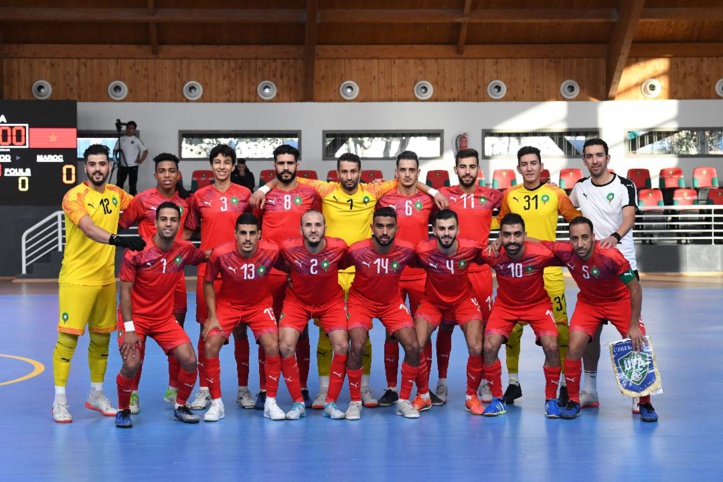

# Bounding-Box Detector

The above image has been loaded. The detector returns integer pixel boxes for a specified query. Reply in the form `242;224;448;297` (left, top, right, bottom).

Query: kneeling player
548;217;657;422
343;207;421;419
479;213;562;418
116;202;207;427
201;213;286;422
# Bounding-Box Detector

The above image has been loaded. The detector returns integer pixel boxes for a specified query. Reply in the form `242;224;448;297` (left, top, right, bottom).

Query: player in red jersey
547;217;657;422
376;151;434;407
342;207;421;419
118;153;191;413
277;210;350;421
200;213;286;422
432;149;503;404
115;202;207;428
184;144;254;410
478;213;562;418
252;144;321;409
412;209;486;415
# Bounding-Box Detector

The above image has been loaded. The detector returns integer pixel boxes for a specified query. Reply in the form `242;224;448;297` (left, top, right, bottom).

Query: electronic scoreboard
0;100;77;206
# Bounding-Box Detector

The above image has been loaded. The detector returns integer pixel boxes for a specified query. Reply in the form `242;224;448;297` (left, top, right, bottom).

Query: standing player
52;144;144;423
201;213;286;422
570;138;641;412
479;213;562;418
376;151;434;406
184;144;253;410
254;153;445;409
253;144;321;409
434;148;503;403
277;210;349;421
115;202;206;427
547;217;657;422
119;153;191;413
412;209;486;415
493;146;581;405
343;207;421;419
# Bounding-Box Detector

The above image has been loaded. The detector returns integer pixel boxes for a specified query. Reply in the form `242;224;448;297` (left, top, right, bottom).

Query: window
180;131;300;160
77;131;126;160
627;129;723;156
483;130;599;158
323;130;443;160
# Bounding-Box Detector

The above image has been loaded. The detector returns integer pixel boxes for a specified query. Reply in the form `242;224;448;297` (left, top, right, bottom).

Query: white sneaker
286;402;307;420
190;389;211;410
52;402;73;423
361;386;378;408
204;399;225;422
85;393;117;416
323;402;345;420
435;381;448;404
129;392;140;415
580;390;600;408
346;401;362;421
396;399;420;419
479;382;493;404
312;387;328;410
163;387;178;405
236;387;255;409
263;398;286;421
632;397;640;414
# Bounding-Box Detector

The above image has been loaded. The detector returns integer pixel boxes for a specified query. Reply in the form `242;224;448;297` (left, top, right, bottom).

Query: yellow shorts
543;275;568;324
58;283;117;335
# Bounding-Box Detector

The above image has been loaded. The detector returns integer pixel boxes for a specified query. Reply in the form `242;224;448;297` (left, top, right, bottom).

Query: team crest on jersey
321;260;330;270
459;260;468;269
257;265;267;275
606;193;615;203
231;197;239;206
174;255;183;265
112;197;118;206
591;267;600;277
363;196;370;204
525;266;534;273
279;313;285;320
414;201;423;211
62;312;69;323
541;194;550;204
478;196;487;205
391;261;400;271
179;206;184;214
294;196;302;206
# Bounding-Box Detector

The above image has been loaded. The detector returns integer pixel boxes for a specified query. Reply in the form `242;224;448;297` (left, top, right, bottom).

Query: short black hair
153;152;179;167
209;144;237;165
374;206;397;221
156;201;180;220
517;146;541;164
337;153;361;170
237;158;247;165
500;212;525;231
126;121;137;129
396;150;419;168
83;144;110;161
455;148;479;166
433;208;458;225
569;216;593;232
583;138;609;156
235;212;260;229
273;144;300;162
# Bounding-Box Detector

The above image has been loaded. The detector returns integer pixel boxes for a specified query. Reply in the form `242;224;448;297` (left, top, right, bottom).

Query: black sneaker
558;386;569;405
429;391;445;406
378;389;399;407
502;383;522;405
301;389;312;408
174;405;200;424
115;408;132;428
254;390;267;410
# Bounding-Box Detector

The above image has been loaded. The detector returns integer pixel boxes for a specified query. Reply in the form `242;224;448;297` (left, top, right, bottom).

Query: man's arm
625;276;644;352
137;149;149;165
600;205;635;248
77;216;145;250
119;280;139;359
415;181;448;209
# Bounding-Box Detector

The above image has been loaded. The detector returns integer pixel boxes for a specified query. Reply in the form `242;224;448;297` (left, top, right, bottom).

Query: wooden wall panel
616;57;723;100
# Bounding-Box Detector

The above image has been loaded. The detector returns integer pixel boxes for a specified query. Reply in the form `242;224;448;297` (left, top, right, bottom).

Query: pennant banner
608;336;663;397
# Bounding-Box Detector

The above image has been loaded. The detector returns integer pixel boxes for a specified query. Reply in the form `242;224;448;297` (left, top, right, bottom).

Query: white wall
78;100;723;192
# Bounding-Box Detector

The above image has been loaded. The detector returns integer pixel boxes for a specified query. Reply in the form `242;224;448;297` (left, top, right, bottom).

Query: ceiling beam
303;0;318;102
606;0;645;100
1;44;305;59
147;0;158;56
456;0;473;55
640;7;723;21
630;42;723;58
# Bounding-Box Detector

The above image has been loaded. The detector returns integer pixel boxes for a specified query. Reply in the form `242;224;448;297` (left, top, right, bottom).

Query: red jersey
415;237;482;306
119;239;206;320
205;240;281;307
342;238;417;304
185;183;252;275
479;242;560;308
377;189;433;280
439;185;503;273
257;184;322;245
119;187;190;240
547;241;635;304
280;236;348;306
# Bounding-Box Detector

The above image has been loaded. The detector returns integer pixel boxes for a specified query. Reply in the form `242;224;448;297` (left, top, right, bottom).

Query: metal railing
21;211;65;275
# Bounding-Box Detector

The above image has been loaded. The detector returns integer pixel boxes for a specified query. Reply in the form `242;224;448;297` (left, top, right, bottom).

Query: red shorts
116;314;191;355
486;301;557;340
415;296;482;328
208;300;278;341
268;268;289;318
400;276;425;317
469;267;493;321
570;299;647;339
173;274;187;315
347;294;414;334
280;293;347;334
195;275;222;323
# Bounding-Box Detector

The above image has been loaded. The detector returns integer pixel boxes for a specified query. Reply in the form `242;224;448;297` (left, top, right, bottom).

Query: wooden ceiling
1;0;722;100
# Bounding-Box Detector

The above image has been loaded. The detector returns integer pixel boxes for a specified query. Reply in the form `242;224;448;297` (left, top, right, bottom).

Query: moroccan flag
28;127;77;149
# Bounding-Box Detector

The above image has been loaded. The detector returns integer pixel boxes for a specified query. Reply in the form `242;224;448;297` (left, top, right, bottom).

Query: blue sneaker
545;399;561;418
483;397;507;417
560;401;581;419
115;409;132;428
254;391;266;410
638;402;658;422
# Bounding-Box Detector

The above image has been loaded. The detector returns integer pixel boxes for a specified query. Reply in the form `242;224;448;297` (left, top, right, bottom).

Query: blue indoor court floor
1;276;722;482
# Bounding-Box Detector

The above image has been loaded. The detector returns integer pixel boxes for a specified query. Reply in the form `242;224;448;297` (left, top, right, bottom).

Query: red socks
415;356;430;395
204;356;222;400
400;362;418;400
384;340;400;388
176;367;196;406
131;343;146;390
543;365;562;400
466;355;484;396
297;335;311;388
167;354;180;389
258;346;267;390
265;355;281;398
564;359;582;403
116;373;134;410
325;354;347;403
234;335;250;387
436;328;453;379
281;356;303;403
483;360;503;398
347;367;363;402
196;335;207;388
